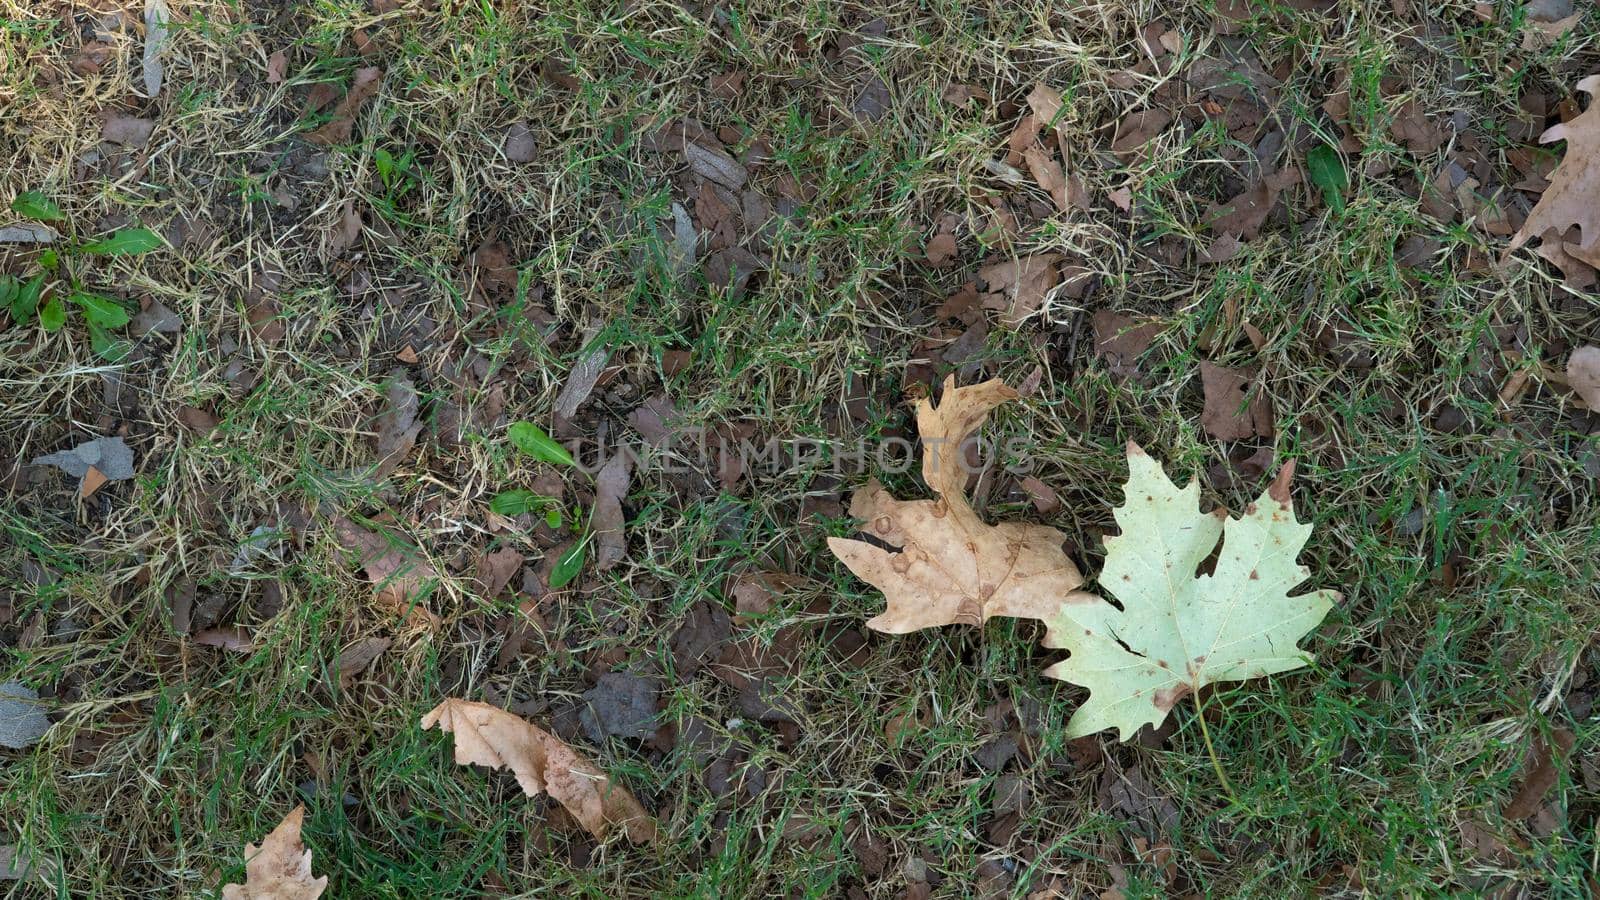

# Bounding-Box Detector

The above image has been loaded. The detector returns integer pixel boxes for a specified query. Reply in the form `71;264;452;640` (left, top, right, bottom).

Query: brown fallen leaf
684;139;747;190
304;67;381;146
420;699;657;843
979;253;1063;328
1207;170;1298;241
592;451;632;571
102;113;155;148
266;50;288;84
925;231;958;267
1111;109;1172;155
1022;145;1071;212
332;636;391;690
1566;345;1600;409
193;627;255;652
332;517;440;628
1503;728;1576;819
827;377;1100;633
1509;75;1600;270
221;805;327;899
1198;361;1274;441
1092;311;1162;382
475;547;522;598
372;375;420;478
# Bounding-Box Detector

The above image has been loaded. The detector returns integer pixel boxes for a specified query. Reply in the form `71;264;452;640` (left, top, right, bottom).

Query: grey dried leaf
592;451;632;571
32;437;135;482
102;113;156;148
132;300;182;335
685;141;747;190
0;682;50;750
553;339;608;420
142;0;169;97
0;224;57;244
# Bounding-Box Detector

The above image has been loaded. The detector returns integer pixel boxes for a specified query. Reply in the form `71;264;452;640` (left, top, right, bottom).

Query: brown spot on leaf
1153;684;1191;711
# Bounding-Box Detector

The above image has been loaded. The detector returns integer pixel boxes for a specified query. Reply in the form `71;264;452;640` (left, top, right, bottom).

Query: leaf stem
1192;690;1237;804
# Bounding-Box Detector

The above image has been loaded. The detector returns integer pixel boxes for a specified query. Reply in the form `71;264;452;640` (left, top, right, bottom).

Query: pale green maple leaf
1042;443;1339;741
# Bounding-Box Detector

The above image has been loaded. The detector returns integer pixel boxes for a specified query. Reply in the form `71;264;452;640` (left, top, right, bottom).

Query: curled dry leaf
421;699;657;843
1042;444;1338;740
332;636;391;690
304;67;381;146
1567;345;1600;409
827;377;1100;633
221;805;327;899
1509;75;1600;271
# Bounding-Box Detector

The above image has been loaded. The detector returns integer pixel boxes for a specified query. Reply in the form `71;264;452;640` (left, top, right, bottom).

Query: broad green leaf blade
507;421;575;467
1042;443;1338;741
1307;144;1347;214
14;275;45;322
88;320;131;361
11;191;64;222
0;276;18;320
548;540;585;588
81;227;163;256
38;296;66;332
71;292;131;329
489;489;550;516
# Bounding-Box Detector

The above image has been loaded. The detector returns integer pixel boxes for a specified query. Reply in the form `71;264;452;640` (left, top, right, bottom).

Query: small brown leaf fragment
925;231;958;267
177;405;220;434
827;377;1100;633
332;637;390;690
1503;728;1576;819
553;340;608;420
1026;83;1064;130
1198;361;1274;441
1567;345;1600;409
685;140;747;190
421;699;657;842
80;465;108;499
193;627;254;652
1022;145;1071;212
1107;186;1133;212
221;805;327;899
266;51;288;83
592;452;632;571
1389;99;1445;155
304;67;381;146
1019;476;1060;515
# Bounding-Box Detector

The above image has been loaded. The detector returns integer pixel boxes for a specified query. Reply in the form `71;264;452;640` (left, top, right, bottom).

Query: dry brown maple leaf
421;699;658;843
1509;75;1600;269
827;377;1100;634
221;805;327;899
